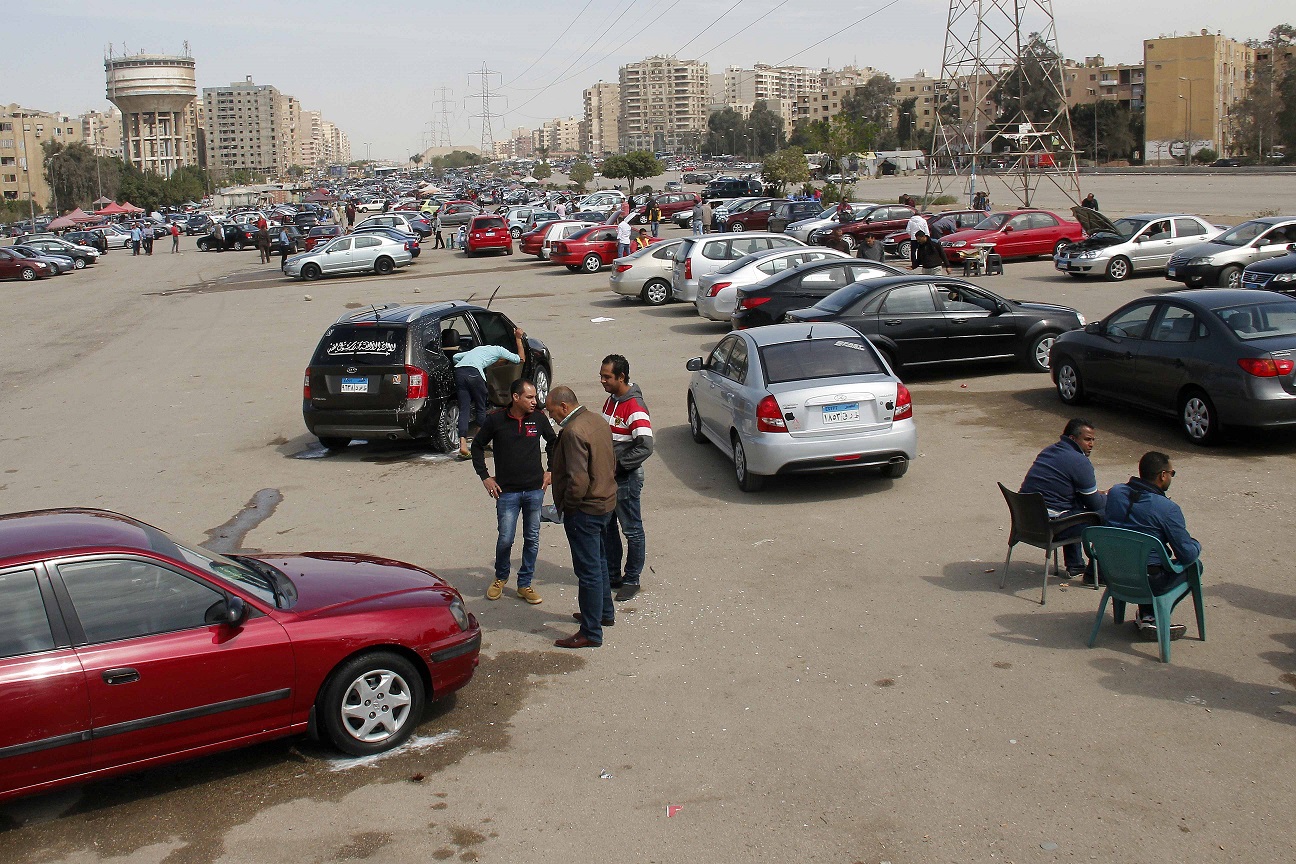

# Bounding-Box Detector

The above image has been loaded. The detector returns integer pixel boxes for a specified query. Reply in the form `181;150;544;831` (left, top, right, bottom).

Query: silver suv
1167;216;1296;289
671;233;806;302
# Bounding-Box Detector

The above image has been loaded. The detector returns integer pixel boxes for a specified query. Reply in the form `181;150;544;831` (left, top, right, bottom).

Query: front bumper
1165;262;1218;285
742;419;918;476
1053;252;1107;274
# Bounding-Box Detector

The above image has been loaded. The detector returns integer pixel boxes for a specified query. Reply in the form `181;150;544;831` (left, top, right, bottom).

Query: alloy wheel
339;668;414;744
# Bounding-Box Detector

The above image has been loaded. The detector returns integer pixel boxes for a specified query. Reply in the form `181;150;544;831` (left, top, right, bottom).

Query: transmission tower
465;65;506;157
925;0;1080;209
431;87;455;149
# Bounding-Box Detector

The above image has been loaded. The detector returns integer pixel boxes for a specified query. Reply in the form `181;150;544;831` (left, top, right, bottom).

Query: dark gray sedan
1049;289;1296;444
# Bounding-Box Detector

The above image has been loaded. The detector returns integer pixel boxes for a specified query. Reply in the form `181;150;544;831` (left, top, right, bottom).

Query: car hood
1246;251;1296;274
253;552;453;616
1013;300;1082;319
1070;206;1120;236
940;227;1001;244
1177;240;1239;259
1065;234;1125;251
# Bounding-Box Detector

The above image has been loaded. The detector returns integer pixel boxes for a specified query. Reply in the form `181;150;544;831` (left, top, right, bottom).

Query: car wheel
1024;330;1060;373
19;267;37;281
1052;239;1070;257
1105;256;1131;281
318;651;425;757
687;395;707;443
1180;389;1219;445
1218;265;1242;290
511;227;522;238
1055;357;1086;404
197;239;209;251
234;240;246;251
374;256;395;275
302;263;322;281
582;254;603;273
881;458;909;479
729;221;745;232
72;258;86;270
530;365;550;405
318;436;351;452
432;401;460;453
842;234;857;252
642;278;671;306
896;240;912;260
732;434;764;492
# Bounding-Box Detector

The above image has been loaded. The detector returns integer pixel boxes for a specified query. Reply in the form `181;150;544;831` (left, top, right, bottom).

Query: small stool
962;257;982;277
985;253;1004;276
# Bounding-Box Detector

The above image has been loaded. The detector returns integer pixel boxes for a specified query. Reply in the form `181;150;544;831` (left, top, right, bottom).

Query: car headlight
1187;257;1212;266
1273;273;1295;282
1076;313;1086;326
449;597;469;631
948;240;967;247
1080;250;1098;259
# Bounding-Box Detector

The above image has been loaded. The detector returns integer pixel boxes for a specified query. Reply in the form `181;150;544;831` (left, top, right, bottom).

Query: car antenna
464;291;477;304
807;324;814;340
486;285;501;309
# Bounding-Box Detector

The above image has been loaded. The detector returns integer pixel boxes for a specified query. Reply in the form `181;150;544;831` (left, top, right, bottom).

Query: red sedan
551;225;663;273
303;225;342;252
0;247;56;281
940;209;1085;260
0;508;481;803
464;215;513;256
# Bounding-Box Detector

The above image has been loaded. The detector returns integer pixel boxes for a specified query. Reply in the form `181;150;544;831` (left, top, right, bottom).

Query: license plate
821;402;860;424
1167;267;1176;276
340;377;368;393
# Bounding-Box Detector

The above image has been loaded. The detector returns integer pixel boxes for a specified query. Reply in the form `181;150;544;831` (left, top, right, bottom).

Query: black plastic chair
997;483;1102;604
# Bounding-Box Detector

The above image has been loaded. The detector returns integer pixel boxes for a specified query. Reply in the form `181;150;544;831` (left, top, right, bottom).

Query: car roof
0;508;157;563
332;300;483;326
1124;213;1207;220
1161;288;1296;309
743;321;862;347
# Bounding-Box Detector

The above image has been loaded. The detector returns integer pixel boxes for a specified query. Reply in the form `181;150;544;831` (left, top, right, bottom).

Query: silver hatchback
672;232;806;302
685;322;917;491
610;239;684;305
695;247;854;321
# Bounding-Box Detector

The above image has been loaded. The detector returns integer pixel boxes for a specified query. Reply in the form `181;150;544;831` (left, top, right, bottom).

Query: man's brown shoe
554;633;601;648
516;585;542;605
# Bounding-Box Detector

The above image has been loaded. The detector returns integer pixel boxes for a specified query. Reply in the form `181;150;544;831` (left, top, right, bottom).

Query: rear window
312;326;407;365
759;337;883;384
1214;302;1296;340
475;217;505;229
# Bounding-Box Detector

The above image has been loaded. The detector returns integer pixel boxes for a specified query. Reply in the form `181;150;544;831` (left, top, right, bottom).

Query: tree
599;151;663;192
532;161;552;182
746;103;787;157
569;161;594;190
42;141;120;211
760;147;810;194
896;96;919;148
841;74;895;128
705;108;746;156
992;33;1064;125
410;153;423;168
1233;24;1295;157
1069;101;1138;162
789;119;829;153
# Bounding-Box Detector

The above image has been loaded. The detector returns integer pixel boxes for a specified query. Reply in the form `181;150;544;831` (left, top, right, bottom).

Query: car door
789;263;856;308
850;283;948;364
351;234;384;271
1134;303;1204;412
998;214;1035;257
470;310;524;403
1084;301;1158;398
321;236;353;273
695;336;738;441
936;283;1018;360
54;556;294;771
1130;218;1174;271
1172;218;1212;260
0;564;92;798
716;336;752;441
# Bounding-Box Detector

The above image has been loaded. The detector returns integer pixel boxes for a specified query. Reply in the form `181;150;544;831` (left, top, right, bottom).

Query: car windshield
759;336;884;384
1111;218;1147;238
971;213;1011;230
1212;220;1273;247
1213;302;1296;340
138;523;289;608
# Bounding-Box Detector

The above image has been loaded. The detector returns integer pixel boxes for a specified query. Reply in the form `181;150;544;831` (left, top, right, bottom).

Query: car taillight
303;369;312;400
405;242;411;251
706;281;731;298
1238;357;1295;377
615;264;632;273
736;295;771;310
893;383;913;420
684;258;692;280
405;365;428;399
756;395;788;433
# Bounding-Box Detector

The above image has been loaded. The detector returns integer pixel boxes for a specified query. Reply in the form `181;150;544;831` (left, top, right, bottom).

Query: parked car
23;236;103;267
284;233;413;280
352;225;421;258
609;239;685;305
819;204;919;251
671;233;807;302
696;247;853;321
882;210;986;259
197;224;257;252
434;201;482;230
785;276;1084;373
303;224;344;252
551;224;657;273
1050;290;1296;444
704;177;763;200
503;207;558;238
62;230;108;254
1210;158;1243;167
1053;210;1218;281
784;203;874;243
465;215;513;256
303;301;553;452
734;258;906;330
537;220;599;260
768;200;827;234
1165;217;1296;289
664;180;683;192
939;209;1085;260
269;225;306;255
356;213;431;237
521;212;561;235
0;247;56;281
1241;246;1296;295
633;192;701;225
89;225;134;249
9;244;75;274
0;506;481;803
355;197;386;212
684;322;916;491
720;198;784;233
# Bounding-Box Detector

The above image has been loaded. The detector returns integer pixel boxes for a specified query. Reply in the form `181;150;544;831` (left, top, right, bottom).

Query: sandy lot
1;174;1294;864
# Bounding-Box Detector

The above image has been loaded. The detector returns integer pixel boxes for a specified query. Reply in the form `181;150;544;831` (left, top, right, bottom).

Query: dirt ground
1;173;1294;864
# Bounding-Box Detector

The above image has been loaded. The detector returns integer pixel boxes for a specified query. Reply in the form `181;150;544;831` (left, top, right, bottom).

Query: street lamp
1087;89;1099;164
1178;76;1194;164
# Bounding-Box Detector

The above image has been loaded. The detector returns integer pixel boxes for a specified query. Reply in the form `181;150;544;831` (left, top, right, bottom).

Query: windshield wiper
229;554;287;608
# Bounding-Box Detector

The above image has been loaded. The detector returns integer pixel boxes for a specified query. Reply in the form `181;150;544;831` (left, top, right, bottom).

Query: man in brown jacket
545;385;617;648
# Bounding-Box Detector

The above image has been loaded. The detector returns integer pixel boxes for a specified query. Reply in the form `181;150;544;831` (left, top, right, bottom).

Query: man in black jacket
910;230;950;275
472;378;557;606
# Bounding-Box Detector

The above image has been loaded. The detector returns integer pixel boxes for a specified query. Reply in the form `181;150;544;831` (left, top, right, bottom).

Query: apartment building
794;66;888;124
1143;30;1253;162
583;82;620;155
618;55;709;154
0;104;82;210
719;64;818;136
80;107;124;158
1066;56;1146;110
203;77;294;177
892;71;940;134
534;116;583;155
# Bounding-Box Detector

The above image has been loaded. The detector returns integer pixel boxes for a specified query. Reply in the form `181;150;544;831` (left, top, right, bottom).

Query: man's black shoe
615;583;640;602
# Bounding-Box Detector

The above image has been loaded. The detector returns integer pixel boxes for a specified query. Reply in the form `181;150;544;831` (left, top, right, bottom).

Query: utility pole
466;64;506;158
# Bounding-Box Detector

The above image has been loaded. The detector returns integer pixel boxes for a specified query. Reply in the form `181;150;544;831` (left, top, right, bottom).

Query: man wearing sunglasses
1104;451;1201;640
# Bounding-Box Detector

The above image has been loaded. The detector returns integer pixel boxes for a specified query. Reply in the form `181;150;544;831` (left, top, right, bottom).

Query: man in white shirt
616;216;633;258
906;211;927;241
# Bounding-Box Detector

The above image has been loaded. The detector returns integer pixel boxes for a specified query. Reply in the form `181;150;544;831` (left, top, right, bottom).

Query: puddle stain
326;732;458;772
203;488;283;554
333;831;392;861
289;440;458;465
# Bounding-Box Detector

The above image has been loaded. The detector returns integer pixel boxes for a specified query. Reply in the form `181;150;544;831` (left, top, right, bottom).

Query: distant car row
0;235;102;281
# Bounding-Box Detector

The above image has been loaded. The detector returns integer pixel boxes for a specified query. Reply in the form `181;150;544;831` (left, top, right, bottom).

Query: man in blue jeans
452;326;526;458
599;354;653;602
471;379;556;606
1020;418;1106;580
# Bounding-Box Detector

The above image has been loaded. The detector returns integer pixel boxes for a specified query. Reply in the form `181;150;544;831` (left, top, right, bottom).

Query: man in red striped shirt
599;354;653;602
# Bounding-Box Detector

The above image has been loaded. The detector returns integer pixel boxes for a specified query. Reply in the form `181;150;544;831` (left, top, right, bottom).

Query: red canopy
67;208;98;223
96;202;130;215
118;201;145;213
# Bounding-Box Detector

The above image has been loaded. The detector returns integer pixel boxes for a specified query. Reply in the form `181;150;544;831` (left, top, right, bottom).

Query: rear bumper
303;403;431;440
743;420;918;476
1215;388;1296;428
610;273;646;296
696;293;733;321
672;279;700;302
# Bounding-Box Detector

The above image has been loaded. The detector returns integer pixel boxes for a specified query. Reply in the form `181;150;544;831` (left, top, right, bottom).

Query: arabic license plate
1167;267;1176;277
340;377;368;393
821;402;860;424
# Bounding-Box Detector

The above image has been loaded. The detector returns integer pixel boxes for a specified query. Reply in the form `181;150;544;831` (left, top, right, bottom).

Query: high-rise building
892;71;941;136
1143;30;1253;163
80;107;124;158
534;117;583;155
618;55;709;154
202;77;291;178
720;64;818;137
1;104;82;210
105;51;200;177
583;82;620;155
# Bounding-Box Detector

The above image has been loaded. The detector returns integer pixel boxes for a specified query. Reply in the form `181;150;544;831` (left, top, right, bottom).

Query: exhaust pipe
388;433;399;440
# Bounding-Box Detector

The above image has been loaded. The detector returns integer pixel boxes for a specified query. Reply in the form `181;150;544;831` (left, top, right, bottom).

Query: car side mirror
1084;321;1104;335
207;595;247;627
1133;235;1146;243
686;357;704;371
1002;225;1014;233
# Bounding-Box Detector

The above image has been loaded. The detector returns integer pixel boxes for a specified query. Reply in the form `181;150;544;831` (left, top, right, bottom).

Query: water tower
105;48;199;178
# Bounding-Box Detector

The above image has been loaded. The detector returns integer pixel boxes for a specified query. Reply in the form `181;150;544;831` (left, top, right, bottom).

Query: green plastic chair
1081;526;1205;663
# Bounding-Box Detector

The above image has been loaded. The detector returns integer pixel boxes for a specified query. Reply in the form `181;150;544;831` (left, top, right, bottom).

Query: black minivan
303;301;554;452
704;177;763;200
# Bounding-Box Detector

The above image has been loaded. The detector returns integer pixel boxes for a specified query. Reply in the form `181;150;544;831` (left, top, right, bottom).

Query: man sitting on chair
1104;451;1200;640
1020;418;1106;580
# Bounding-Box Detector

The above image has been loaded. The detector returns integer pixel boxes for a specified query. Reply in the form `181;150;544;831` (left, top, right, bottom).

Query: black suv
767;200;824;234
303;301;554;453
704;177;763;200
197;224;257;252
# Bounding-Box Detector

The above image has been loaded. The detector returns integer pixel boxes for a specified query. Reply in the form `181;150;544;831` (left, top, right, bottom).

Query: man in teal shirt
452;326;526;458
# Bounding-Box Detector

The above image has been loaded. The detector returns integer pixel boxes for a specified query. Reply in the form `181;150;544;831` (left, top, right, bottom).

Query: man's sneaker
1137;616;1157;638
614;583;639;602
1168;623;1187;641
486;579;506;601
516;585;543;605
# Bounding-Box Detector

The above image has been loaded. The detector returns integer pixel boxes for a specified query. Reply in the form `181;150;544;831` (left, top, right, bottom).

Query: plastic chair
1082;526;1205;663
985;253;1004;276
997;483;1102;604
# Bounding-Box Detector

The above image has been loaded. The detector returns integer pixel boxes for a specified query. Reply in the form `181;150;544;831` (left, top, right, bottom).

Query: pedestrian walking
433;213;445;249
452;326;526;458
599;355;653;602
345;202;356;228
256;228;271;263
691;200;705;236
130;224;142;256
647;197;662;238
170;222;180;253
546;385;617;649
278;226;291;269
142;226;154;255
473;378;557;607
910;231;950;276
700;199;714;234
616;213;633;258
858;233;885;261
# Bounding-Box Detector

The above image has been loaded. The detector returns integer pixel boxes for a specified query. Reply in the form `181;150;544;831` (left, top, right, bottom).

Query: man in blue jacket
1020;418;1106;578
1104;451;1201;639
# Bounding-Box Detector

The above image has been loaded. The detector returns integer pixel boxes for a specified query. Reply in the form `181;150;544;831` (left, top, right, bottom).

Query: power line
503;0;598;86
466;64;507;155
772;0;902;67
672;0;745;57
693;0;791;60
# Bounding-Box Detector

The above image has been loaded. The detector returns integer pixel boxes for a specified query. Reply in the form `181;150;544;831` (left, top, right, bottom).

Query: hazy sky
11;0;1285;160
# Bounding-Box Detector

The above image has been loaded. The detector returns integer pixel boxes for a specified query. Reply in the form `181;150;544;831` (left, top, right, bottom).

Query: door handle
883;319;902;326
102;668;140;685
950;318;969;324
